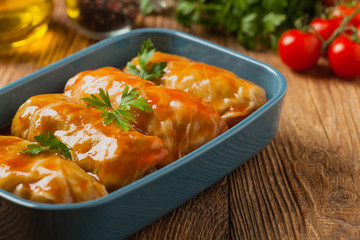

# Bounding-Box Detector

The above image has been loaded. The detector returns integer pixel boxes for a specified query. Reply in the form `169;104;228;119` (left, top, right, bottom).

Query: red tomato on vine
278;29;322;71
310;17;342;41
332;2;360;27
327;33;360;78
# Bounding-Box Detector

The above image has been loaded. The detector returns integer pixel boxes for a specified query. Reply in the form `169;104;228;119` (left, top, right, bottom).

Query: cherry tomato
310;17;342;41
278;29;322;71
327;34;360;78
331;2;360;27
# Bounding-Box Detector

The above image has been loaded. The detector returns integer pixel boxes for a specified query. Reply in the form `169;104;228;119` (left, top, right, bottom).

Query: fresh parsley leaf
82;85;153;131
140;0;153;15
241;12;258;37
262;12;287;34
146;62;167;80
175;0;319;50
22;132;73;160
262;0;288;12
139;39;155;68
125;62;140;76
81;88;112;111
175;2;199;27
125;39;167;80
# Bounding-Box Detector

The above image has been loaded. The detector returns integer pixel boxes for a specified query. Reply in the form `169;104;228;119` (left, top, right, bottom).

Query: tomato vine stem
321;5;360;53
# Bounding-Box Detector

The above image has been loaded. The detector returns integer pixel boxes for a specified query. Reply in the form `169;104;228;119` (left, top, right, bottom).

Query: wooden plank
127;178;229;240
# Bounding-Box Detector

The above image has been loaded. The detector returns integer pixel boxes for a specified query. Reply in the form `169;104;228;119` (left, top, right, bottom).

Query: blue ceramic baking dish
0;28;287;240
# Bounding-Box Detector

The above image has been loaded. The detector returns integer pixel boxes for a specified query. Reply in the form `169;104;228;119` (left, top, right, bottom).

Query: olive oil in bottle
0;0;54;49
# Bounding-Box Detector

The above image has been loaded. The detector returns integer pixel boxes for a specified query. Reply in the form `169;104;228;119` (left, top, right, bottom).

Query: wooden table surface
1;1;359;239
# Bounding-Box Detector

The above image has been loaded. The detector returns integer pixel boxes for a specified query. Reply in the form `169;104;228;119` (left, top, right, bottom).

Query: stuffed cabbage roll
64;67;228;160
11;94;172;192
127;51;267;127
0;136;107;204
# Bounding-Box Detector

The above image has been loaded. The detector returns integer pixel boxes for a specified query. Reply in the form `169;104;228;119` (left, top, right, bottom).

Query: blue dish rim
0;28;287;210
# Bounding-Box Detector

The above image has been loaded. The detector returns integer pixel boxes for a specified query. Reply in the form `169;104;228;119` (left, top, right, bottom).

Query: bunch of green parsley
175;0;320;50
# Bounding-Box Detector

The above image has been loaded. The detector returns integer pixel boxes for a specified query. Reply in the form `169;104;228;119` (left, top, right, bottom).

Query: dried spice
66;0;139;38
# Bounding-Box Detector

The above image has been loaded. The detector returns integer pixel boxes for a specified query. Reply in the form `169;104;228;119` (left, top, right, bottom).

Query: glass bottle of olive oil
0;0;54;49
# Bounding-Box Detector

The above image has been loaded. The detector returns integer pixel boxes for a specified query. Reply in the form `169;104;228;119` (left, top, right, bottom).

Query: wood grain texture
0;0;359;239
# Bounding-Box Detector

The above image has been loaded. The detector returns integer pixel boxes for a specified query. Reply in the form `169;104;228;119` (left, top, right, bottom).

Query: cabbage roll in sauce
64;67;228;160
11;94;172;192
127;51;267;127
0;136;107;204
